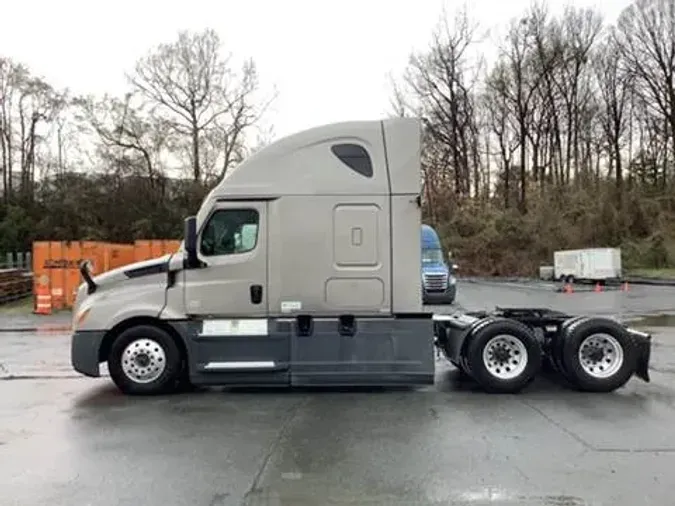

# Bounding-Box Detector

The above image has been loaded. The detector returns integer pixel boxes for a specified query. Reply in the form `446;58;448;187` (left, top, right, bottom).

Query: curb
623;277;675;286
0;324;71;333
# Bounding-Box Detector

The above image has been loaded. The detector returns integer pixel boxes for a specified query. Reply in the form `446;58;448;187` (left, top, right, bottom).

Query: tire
560;317;638;393
450;362;471;381
108;324;183;396
464;318;542;394
549;315;587;384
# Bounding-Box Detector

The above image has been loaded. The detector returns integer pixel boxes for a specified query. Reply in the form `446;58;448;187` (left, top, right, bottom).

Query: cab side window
200;209;259;256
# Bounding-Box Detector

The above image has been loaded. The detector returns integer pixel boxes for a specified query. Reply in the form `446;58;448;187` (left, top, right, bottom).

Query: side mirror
184;216;199;268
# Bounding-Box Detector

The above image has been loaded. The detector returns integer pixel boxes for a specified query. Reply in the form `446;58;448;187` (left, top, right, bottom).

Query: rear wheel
560;317;637;392
548;315;586;383
108;325;183;396
465;318;542;393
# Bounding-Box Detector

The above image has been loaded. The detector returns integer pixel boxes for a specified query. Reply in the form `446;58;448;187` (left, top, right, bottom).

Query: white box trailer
553;248;622;283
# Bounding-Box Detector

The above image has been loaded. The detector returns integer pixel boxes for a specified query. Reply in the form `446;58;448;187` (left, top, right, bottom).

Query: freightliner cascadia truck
70;117;653;395
421;224;457;304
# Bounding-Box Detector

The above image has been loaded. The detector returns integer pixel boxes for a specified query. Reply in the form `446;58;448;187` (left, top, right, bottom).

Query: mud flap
628;328;652;383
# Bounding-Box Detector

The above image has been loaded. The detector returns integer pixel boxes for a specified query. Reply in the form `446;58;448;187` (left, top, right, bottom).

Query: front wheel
108;324;183;396
465;318;542;393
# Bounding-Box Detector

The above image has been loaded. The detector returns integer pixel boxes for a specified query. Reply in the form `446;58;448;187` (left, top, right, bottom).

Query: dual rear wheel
458;316;636;394
554;317;636;392
462;318;542;394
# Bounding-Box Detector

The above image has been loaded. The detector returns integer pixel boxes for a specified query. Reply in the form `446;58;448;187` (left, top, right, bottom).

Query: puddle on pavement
629;314;675;328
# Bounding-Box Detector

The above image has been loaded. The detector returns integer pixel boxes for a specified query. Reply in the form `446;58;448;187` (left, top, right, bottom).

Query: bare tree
0;59;30;202
616;0;675;167
492;12;551;211
75;93;174;185
130;28;269;182
527;10;566;185
484;61;521;207
556;6;603;181
17;76;64;199
0;59;62;203
399;7;483;198
593;31;632;196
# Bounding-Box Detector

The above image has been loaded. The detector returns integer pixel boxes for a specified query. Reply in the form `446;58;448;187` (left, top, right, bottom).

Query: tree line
392;0;675;275
2;0;675;276
0;28;274;254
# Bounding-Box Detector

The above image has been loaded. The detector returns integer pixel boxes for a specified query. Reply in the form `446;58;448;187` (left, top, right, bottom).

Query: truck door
183;200;289;384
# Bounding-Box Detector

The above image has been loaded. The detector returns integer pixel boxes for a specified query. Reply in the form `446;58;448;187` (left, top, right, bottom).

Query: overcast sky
2;0;632;140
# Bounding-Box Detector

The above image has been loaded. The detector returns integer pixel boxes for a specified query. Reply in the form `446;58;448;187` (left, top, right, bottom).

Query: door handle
250;284;263;304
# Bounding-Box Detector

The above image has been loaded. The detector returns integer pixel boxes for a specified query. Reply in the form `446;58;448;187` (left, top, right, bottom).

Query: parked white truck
70;118;652;395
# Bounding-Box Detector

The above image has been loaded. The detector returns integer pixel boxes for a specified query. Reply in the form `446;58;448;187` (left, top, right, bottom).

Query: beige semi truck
70;117;653;396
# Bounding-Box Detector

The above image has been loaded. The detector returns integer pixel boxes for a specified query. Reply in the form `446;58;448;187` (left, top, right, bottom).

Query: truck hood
92;254;173;287
73;253;179;319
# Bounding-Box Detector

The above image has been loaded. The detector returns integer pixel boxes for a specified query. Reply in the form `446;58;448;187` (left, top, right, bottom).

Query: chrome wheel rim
482;335;528;380
121;338;167;384
578;333;623;378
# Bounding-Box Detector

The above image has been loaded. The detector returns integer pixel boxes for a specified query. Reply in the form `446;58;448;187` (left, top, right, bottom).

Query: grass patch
626;268;675;280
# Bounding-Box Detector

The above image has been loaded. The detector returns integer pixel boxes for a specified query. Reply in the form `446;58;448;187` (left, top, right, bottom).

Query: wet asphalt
2;279;675;505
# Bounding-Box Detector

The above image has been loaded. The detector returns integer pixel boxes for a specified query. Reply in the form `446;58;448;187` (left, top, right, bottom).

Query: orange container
32;239;181;310
32;241;111;310
165;240;181;254
64;241;82;308
104;243;135;271
134;240;181;262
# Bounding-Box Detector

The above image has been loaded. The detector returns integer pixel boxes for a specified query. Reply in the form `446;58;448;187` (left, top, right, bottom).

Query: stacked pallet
0;268;33;304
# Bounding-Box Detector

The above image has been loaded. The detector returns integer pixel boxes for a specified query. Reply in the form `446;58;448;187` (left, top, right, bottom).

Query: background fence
0;251;33;305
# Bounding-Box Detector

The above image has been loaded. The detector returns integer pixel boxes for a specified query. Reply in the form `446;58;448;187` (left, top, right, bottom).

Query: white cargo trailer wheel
560;317;637;392
464;318;542;394
108;324;183;395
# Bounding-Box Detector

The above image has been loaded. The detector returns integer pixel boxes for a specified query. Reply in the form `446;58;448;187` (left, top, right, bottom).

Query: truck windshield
422;249;444;264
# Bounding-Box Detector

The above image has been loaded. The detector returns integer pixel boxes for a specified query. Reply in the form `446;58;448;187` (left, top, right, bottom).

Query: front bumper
71;330;106;377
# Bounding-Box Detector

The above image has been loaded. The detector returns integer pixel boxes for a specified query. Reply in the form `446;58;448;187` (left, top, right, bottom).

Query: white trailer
553;248;622;283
